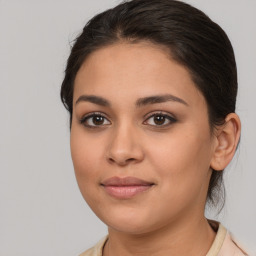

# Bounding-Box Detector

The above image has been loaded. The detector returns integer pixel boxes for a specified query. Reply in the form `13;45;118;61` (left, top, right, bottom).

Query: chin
107;220;153;235
95;205;160;235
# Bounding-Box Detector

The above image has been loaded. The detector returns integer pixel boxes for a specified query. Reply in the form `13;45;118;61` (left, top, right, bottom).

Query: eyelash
79;112;110;128
144;112;177;127
79;111;177;129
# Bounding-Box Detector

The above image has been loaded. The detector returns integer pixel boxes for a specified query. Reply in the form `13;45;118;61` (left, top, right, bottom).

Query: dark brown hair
60;0;238;209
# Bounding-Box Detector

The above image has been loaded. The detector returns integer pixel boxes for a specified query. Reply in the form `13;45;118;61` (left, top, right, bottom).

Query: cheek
147;128;213;200
70;130;107;212
148;128;212;170
70;127;103;189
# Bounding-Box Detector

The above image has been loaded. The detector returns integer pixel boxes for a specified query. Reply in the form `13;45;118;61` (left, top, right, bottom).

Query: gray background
0;0;255;255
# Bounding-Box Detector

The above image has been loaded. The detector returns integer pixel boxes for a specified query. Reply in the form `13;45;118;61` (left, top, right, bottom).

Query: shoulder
79;236;108;256
207;220;249;256
219;231;249;256
79;225;251;256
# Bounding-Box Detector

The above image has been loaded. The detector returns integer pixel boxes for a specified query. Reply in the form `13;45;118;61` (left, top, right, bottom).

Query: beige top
79;222;248;256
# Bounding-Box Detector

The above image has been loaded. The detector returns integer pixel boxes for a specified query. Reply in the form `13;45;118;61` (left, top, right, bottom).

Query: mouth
100;176;155;199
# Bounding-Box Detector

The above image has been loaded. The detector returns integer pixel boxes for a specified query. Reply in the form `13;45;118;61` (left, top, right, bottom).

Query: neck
103;216;216;256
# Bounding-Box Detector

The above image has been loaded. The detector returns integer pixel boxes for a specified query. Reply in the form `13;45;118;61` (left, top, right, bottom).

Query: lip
101;176;154;199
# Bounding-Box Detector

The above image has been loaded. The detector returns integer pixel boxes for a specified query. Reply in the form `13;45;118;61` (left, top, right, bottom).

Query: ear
210;113;241;171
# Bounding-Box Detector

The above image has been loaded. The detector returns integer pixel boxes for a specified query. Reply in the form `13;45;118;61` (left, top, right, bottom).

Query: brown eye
153;115;166;125
92;115;105;125
144;113;177;127
80;113;111;127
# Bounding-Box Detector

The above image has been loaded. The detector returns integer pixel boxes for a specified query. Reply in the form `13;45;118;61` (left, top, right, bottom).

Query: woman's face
71;42;217;234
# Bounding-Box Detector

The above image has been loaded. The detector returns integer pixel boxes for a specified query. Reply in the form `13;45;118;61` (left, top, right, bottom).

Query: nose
106;124;144;166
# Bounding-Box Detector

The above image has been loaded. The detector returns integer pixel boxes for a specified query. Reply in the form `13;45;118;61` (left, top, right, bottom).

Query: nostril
108;158;115;163
107;156;137;166
106;140;144;165
127;158;136;162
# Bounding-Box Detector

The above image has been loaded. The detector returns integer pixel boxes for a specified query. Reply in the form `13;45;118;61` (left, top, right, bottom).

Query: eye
80;112;111;128
144;112;177;126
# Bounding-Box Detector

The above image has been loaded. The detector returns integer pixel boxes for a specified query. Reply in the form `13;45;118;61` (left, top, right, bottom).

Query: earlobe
210;113;241;171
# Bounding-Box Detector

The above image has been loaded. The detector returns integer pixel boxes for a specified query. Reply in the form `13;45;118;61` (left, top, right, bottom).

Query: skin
70;42;241;256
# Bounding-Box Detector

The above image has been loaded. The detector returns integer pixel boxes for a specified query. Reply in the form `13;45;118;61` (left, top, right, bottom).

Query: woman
61;0;248;255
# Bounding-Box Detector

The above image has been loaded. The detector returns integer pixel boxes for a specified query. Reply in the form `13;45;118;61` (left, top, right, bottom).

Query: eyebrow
75;94;188;107
75;95;110;107
135;94;188;107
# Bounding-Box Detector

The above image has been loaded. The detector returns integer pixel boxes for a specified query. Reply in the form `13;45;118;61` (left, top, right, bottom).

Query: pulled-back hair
61;0;238;209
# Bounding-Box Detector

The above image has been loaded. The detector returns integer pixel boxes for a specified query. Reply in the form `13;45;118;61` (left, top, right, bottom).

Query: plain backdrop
1;0;255;255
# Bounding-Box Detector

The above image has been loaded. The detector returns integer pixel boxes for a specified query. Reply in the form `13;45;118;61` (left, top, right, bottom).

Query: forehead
73;42;205;108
